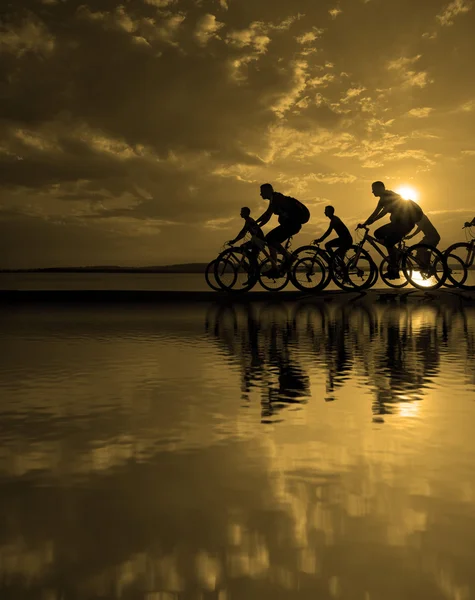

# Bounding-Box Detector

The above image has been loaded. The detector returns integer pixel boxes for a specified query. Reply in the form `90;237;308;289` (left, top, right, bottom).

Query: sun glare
395;186;419;201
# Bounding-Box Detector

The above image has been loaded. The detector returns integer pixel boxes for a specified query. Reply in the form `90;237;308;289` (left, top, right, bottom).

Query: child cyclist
313;205;353;263
227;206;266;252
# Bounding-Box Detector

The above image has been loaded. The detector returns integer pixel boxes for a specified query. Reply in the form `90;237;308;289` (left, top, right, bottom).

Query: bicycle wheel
204;259;220;291
214;248;257;292
291;255;327;292
402;244;447;290
335;246;377;291
258;257;290;292
291;245;332;289
443;251;467;288
379;256;408;289
444;242;474;290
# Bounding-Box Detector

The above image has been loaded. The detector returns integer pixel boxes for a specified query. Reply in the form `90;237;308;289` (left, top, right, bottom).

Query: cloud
328;7;342;19
407;107;434;118
387;55;432;88
456;99;475;112
436;0;473;26
296;29;324;44
0;16;55;57
194;14;225;46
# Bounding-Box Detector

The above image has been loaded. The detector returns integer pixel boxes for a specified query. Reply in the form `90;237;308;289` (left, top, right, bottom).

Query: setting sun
395;186;419;201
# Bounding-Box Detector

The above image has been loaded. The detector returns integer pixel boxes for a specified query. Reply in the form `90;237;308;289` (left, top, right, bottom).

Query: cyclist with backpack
358;181;423;279
256;183;311;277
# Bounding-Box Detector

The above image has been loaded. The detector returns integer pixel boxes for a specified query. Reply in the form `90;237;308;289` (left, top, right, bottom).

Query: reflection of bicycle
351;226;447;290
444;221;475;290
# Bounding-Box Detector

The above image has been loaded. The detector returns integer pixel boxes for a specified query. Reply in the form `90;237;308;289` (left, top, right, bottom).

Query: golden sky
0;0;474;267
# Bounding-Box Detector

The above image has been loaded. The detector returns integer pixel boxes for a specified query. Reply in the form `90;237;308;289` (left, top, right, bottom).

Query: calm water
2;271;474;291
1;299;475;599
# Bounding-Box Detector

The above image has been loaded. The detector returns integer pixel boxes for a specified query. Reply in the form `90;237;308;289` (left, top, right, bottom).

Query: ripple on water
0;301;474;598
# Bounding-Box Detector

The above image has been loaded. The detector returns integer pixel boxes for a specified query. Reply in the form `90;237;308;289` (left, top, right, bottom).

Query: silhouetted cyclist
358;181;422;279
227;206;265;251
314;205;353;262
256;183;310;277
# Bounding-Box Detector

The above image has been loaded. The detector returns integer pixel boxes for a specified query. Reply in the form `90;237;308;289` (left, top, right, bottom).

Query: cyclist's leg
376;223;411;274
417;233;441;267
265;226;287;270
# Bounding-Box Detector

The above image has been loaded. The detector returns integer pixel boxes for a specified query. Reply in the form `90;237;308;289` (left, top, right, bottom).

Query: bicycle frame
464;239;475;269
352;227;406;266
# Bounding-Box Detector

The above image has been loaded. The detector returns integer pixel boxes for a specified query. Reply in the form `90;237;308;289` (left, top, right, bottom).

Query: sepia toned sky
0;0;474;267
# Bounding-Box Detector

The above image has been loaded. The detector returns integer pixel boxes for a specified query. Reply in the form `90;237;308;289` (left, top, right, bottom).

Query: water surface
1;299;475;599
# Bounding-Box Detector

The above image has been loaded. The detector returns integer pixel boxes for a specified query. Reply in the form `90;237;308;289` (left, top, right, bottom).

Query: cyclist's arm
255;205;273;227
229;224;248;245
364;201;387;226
317;224;333;243
404;225;421;240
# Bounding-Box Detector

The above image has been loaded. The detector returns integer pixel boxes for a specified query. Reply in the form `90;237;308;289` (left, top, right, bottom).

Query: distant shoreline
0;264;208;274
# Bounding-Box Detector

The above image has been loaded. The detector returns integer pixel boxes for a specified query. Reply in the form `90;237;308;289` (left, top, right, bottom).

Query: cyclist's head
371;181;385;196
240;206;251;218
260;183;274;199
324;205;335;217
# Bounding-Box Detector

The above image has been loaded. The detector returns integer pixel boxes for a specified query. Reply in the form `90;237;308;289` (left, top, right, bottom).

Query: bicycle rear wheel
258;257;290;292
402;244;447;290
336;246;377;291
291;245;332;289
214;248;257;292
204;259;220;291
291;254;327;292
444;242;474;290
443;251;467;288
379;257;408;289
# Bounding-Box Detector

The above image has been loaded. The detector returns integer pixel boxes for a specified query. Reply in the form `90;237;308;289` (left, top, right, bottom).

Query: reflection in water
0;301;474;599
205;300;471;422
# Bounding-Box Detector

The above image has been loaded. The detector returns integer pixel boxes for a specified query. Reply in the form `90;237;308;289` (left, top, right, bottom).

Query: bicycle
351;226;447;291
213;236;297;293
290;242;355;292
443;221;475;290
204;258;221;291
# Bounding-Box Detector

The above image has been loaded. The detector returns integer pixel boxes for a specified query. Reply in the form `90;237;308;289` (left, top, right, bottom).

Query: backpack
401;199;423;223
294;198;311;224
283;195;310;224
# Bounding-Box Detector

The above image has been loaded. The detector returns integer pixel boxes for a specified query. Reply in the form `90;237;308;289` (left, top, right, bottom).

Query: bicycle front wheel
214;248;257;292
444;242;474;290
402;244;447;290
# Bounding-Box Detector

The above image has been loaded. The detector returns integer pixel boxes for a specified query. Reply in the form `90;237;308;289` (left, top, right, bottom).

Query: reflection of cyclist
358;181;422;279
314;205;353;262
256;183;310;277
465;217;475;227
